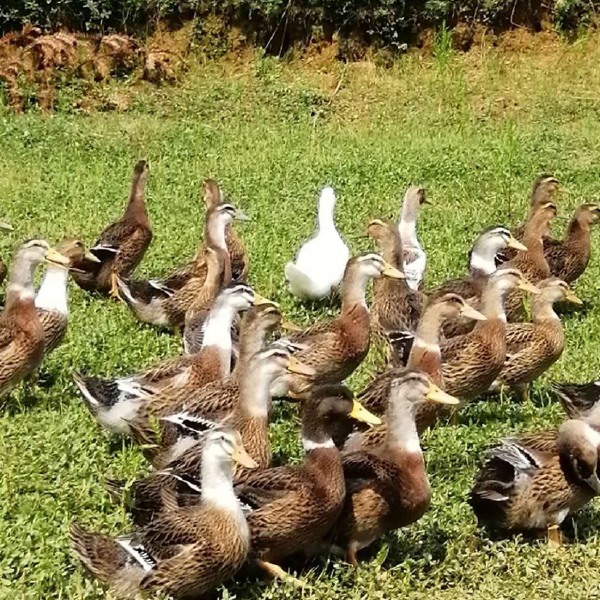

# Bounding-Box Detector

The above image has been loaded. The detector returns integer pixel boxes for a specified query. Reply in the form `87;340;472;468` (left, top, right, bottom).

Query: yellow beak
382;262;405;279
349;399;382;426
426;382;460;405
45;247;71;267
565;290;583;306
507;236;527;251
253;292;279;308
84;250;101;263
281;320;303;332
286;356;316;377
231;443;258;469
517;279;541;295
459;303;487;321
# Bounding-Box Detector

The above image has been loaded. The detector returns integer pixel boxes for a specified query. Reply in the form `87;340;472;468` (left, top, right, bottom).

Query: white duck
285;186;350;300
398;185;428;291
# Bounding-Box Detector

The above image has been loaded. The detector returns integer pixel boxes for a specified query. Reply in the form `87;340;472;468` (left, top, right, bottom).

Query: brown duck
0;240;70;397
71;160;152;299
333;370;458;565
71;428;257;599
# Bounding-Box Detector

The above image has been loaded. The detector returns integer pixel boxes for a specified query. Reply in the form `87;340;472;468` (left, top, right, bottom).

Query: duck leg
108;272;122;302
547;525;562;548
347;543;359;568
512;383;529;403
256;559;307;588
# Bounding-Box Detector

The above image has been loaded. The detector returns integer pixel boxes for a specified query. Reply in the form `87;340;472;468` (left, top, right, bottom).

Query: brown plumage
234;391;380;583
270;253;404;397
333;371;458;565
71;160;152;299
469;419;600;542
543;203;600;283
0;240;70;397
490;278;581;401
71;429;256;599
501;202;556;322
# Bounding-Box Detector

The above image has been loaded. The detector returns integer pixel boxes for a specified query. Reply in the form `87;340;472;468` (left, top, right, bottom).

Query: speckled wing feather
503;430;558;454
505;323;538;354
136;355;195;387
440;332;472;362
0;318;17;350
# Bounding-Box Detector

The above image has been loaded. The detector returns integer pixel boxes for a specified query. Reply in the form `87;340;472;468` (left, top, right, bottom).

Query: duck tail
284;262;314;299
117;277;168;326
551;381;600;419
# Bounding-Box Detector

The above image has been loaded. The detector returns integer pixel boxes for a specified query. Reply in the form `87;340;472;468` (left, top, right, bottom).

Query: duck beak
518;280;541;295
426;382;459;405
565;290;583;306
382;262;405;279
0;221;13;231
231;443;258;469
286;356;316;376
585;472;600;494
507;236;527;251
349;399;382;426
281;320;303;332
84;250;101;263
234;209;251;222
287;389;305;400
459;304;487;321
253;292;278;308
45;247;71;267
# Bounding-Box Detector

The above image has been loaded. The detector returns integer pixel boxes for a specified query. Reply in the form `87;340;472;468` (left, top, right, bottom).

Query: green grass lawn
4;30;600;599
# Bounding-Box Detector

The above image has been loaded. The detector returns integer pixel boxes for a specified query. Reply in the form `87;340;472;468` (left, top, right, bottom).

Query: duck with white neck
73;284;266;436
118;345;313;527
335;370;458;566
234;386;380;586
285;186;350;300
397;185;428;291
0;239;70;397
35;238;100;355
70;428;257;599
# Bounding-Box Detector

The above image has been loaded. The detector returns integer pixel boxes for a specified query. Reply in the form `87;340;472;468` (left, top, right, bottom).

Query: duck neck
531;294;560;324
408;304;445;364
522;211;551;253
123;167;149;226
378;232;404;270
5;254;39;314
233;322;271;380
565;216;590;249
205;217;232;284
300;403;336;453
238;359;276;420
398;202;419;246
200;299;236;372
480;283;507;322
340;268;370;312
386;394;421;454
35;266;69;315
200;452;240;514
318;198;336;235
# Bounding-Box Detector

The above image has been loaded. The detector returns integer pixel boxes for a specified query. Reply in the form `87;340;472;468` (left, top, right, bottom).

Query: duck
0;239;70;397
285;186;350;300
117;202;242;330
398;185;428;291
71;160;152;299
440;268;540;401
0;220;14;286
502;201;557;322
469;417;600;545
551;380;600;420
489;278;582;402
272;253;404;397
543;203;600;283
356;294;485;433
429;226;527;338
332;370;459;565
233;389;380;586
70;428;257;599
113;344;313;526
35;239;100;355
366;218;424;337
496;175;560;265
74;284;267;435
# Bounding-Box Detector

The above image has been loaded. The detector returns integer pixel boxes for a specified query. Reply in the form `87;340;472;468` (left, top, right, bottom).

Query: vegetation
3;30;600;599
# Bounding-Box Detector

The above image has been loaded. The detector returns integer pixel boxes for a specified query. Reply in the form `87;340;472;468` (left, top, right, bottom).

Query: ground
2;28;600;599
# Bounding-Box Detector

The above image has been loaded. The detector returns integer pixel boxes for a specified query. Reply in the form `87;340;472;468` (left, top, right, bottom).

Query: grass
4;29;600;599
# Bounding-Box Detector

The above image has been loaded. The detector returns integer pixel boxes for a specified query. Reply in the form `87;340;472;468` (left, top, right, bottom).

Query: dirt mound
0;26;184;111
